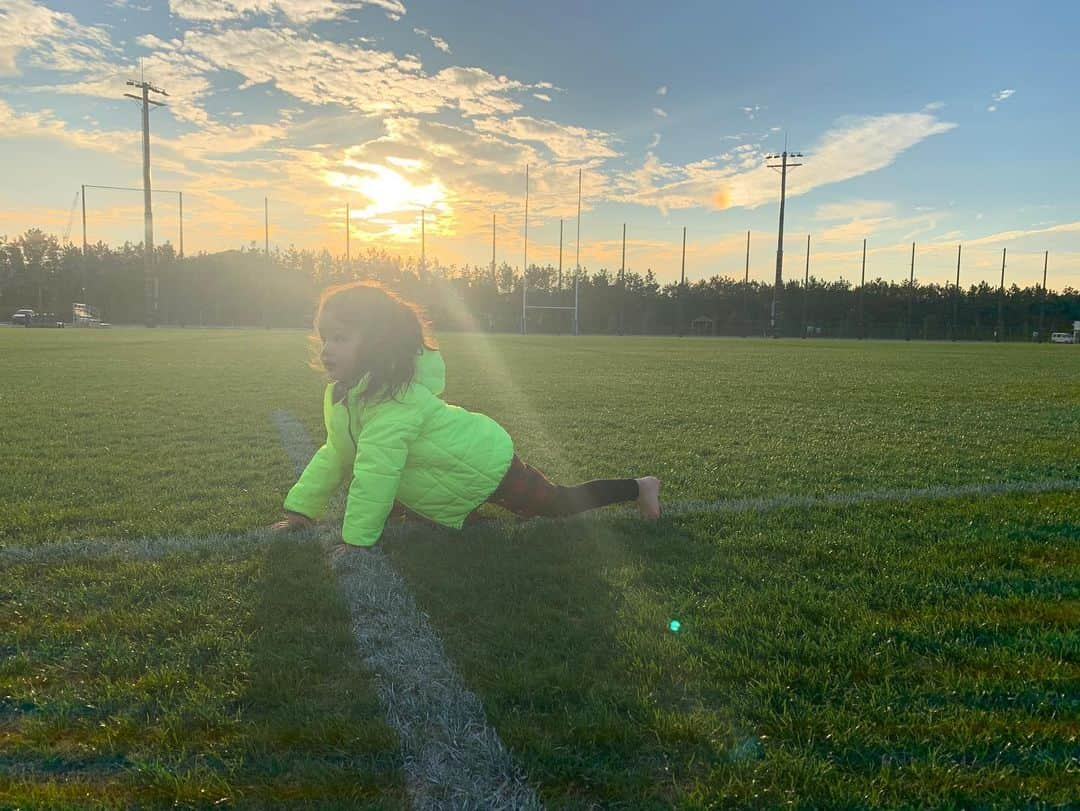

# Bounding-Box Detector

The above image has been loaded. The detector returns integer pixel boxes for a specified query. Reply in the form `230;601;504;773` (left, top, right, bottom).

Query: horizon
1;0;1078;289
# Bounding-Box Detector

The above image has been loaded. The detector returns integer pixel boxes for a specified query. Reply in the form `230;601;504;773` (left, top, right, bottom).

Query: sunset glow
0;2;1076;287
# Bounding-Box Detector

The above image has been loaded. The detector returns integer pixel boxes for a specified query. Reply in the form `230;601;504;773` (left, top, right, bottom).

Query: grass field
1;328;1078;809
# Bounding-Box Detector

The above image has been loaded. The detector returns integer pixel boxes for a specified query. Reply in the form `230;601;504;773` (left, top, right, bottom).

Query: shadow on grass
0;535;408;810
384;493;1080;809
221;535;407;809
383;514;728;809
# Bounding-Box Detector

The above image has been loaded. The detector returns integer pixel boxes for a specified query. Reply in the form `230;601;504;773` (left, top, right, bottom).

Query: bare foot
635;476;662;519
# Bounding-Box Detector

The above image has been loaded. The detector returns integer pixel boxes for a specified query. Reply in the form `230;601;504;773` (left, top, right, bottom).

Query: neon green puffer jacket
284;349;514;546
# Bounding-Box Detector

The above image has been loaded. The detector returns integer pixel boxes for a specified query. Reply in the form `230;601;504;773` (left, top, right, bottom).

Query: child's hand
270;511;314;532
330;543;369;563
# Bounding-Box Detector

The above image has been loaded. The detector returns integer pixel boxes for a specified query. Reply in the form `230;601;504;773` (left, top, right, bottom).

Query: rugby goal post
72;302;103;327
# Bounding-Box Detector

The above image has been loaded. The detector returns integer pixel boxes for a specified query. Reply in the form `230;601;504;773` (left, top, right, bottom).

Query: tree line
2;227;1077;341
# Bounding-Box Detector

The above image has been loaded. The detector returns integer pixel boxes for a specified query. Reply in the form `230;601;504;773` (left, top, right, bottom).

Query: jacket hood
413;347;445;397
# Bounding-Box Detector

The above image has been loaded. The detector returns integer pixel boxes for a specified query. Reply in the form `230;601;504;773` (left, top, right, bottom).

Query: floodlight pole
952;244;961;342
678;225;686;337
420;208;425;277
491;212;496;287
124;78;166;326
521;164;529;335
859;238;867;339
801;233;810;338
558;219;563;291
80;184;87;298
574;168;581;336
1038;250;1047;342
765;149;803;338
345;202;350;265
742;230;750;337
619;223;626;336
264;197;270;328
996;248;1006;342
906;241;915;341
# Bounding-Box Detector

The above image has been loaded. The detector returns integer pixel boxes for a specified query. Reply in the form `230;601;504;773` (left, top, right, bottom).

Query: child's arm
281;442;350;523
341;396;427;547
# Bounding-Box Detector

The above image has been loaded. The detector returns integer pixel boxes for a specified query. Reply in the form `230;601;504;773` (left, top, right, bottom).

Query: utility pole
952;244;961;342
345;202;350;266
80;185;87;301
906;241;915;341
178;191;183;260
574;168;581;336
859;238;867;339
124;77;167;326
1038;251;1048;342
996;248;1006;342
801;233;810;338
678;225;686;337
764;148;803;338
420;207;425;277
743;230;750;337
521;165;529;334
491;212;496;287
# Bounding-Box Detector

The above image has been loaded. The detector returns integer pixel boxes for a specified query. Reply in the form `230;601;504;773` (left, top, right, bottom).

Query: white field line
3;470;1077;565
271;410;543;811
659;477;1080;518
0;530;271;564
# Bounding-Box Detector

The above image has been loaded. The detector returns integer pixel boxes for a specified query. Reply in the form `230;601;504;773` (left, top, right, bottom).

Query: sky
0;0;1078;289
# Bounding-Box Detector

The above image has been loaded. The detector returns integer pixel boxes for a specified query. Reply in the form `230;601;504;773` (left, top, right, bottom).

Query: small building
690;314;714;336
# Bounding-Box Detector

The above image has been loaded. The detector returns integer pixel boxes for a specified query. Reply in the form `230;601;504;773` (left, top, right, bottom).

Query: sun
327;161;448;238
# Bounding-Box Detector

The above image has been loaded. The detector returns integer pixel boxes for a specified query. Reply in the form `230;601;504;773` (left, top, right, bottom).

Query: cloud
168;0;406;23
0;98;136;154
0;0;117;77
815;200;896;222
30;41;218;126
167;27;528;118
652;107;667;118
987;88;1015;112
533;93;551;102
656;85;667;95
648;132;661;149
413;27;450;54
471;116;618;160
741;105;763;119
922;100;945;111
612;111;956;214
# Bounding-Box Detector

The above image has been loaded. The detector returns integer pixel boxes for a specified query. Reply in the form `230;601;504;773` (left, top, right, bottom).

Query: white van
1050;332;1075;344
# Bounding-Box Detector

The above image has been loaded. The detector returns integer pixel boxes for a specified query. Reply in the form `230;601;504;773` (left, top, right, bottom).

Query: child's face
318;314;364;381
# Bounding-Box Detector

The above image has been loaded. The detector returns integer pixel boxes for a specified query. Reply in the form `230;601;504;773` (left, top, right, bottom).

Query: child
271;281;661;554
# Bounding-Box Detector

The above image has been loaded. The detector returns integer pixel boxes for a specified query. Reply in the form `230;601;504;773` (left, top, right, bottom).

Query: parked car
1050;332;1075;344
11;308;35;325
20;311;65;328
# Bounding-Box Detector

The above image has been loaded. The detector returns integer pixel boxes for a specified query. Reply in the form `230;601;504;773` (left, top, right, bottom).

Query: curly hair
311;280;438;404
